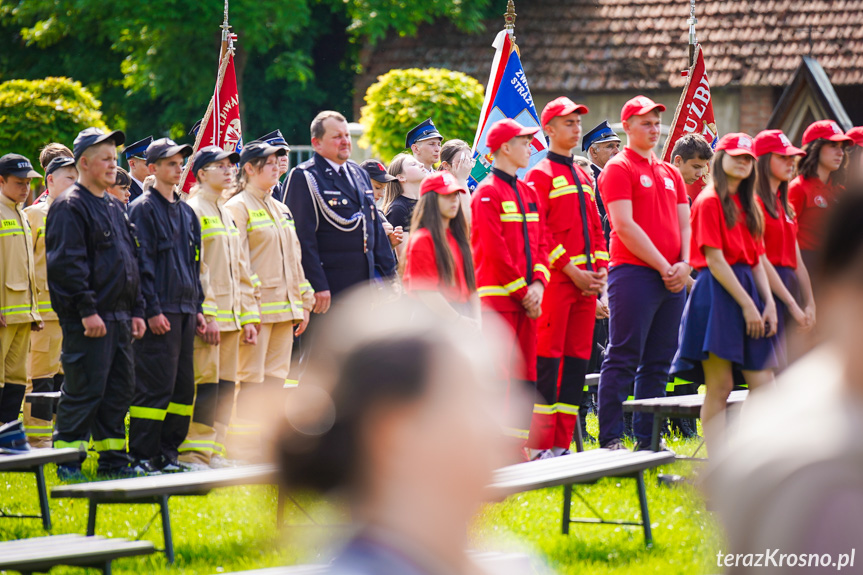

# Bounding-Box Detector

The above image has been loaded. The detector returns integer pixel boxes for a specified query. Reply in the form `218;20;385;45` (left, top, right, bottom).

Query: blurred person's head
381;153;425;213
754;129;805;220
0;153;41;204
541;97;589;156
671;133;714;185
487;119;539;174
438;139;471;173
573;156;597;189
44;156;78;199
38;142;73;171
107;166;132;204
192;146;239;195
276;293;511;558
311;111;351;163
73;127;124;195
621;95;666;154
146;138;192;191
235;141;286;193
711;133;763;238
799;120;852;186
359;159;397;201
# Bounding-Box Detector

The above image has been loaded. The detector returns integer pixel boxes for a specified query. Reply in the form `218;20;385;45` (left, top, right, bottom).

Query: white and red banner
661;44;718;164
181;47;243;193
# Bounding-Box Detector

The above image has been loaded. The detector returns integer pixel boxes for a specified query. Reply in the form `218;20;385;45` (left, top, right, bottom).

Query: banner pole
688;0;697;67
504;0;516;42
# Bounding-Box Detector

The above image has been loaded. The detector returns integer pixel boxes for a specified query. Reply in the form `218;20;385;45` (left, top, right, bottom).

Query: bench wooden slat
0;448;81;471
52;464;277;501
0;535;155;570
622;390;748;414
25;391;62;404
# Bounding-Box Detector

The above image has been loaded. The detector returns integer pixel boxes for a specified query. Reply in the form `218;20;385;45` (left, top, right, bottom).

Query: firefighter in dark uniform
258;130;291;202
128;138;205;473
580;120;622;440
285;110;397;308
47;127;148;479
124;136;153;203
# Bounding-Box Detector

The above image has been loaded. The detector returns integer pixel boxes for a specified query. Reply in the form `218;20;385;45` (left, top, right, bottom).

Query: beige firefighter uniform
224;185;314;458
23;198;61;446
0;192;40;425
179;188;257;465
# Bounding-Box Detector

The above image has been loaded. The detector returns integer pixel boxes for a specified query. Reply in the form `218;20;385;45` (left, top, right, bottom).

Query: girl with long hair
382;153;426;262
403;172;479;326
224;141;314;457
753;130;816;363
789;120;852;277
438;139;474;223
844;126;863;188
672;133;778;452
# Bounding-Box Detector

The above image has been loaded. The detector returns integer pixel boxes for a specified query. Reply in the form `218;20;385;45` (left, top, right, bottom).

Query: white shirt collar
132;176;144;190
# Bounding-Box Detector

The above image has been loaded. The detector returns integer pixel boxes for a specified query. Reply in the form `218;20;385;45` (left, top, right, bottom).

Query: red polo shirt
757;192;797;269
598;147;688;268
788;175;840;251
403;228;470;303
690;188;764;269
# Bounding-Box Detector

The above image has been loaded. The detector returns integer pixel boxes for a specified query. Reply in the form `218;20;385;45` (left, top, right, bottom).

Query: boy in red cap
596;96;691;451
471;119;549;447
524;97;608;459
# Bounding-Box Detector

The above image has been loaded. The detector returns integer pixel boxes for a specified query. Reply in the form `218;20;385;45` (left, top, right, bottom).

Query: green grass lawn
0;415;725;574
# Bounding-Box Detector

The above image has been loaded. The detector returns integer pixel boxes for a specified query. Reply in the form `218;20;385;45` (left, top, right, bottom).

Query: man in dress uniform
124;136;153;202
47;127;147;478
406;118;444;171
285;110;397;313
258;129;291;202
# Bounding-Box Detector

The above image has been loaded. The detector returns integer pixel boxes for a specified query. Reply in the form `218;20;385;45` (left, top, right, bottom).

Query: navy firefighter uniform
526;150;608;452
285;153;397;298
123;136;153;203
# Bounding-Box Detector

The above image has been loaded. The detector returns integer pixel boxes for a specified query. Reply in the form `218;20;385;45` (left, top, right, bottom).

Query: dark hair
439;139;470;169
671;134;714;163
755;154;793;220
798;138;847;186
114;166;131;188
711;149;764;237
409;192;476;293
818;188;863;281
39;143;73;171
847;145;863;188
381;153;411;214
232;156;269;196
277;336;435;493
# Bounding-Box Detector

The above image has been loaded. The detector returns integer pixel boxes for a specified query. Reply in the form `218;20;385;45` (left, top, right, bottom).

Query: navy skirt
773;265;801;367
671;264;779;384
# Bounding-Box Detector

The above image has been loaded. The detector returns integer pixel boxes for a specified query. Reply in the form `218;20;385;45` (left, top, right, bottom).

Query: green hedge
0;77;107;169
359;67;484;162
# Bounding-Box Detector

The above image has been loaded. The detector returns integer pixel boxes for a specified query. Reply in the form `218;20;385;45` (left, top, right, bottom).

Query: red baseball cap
846;126;863;146
801;120;852;146
540;96;589;127
621;95;666;122
753;130;805;158
716;132;756;158
486;119;540;153
420;171;466;197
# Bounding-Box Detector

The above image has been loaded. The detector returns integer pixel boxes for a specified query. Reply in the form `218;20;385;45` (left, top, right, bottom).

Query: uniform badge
640;175;653;187
501;201;518;213
664;177;675;190
552;176;568;188
815;195;828;208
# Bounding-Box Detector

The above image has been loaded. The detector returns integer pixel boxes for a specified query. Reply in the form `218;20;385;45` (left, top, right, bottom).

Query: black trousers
54;319;134;471
129;313;195;463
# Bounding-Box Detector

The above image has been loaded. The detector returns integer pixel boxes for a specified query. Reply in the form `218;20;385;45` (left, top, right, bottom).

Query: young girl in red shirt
403;171;479;325
753;130;816;364
789;120;852;278
672;133;778;451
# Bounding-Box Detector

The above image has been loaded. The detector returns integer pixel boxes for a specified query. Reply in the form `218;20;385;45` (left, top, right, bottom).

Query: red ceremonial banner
181;50;243;192
661;44;718;165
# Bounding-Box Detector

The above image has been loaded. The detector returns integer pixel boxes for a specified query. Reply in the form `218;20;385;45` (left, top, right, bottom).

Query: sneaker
56;465;87;482
531;449;555;461
602;438;629;451
129;459;163;476
558;449;573;457
182;462;211;472
159;458;191;473
208;455;235;469
98;465;149;479
635;438;675;454
0;421;30;454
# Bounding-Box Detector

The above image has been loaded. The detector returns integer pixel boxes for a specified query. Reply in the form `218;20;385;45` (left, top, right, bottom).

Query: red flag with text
181;50;243;192
661;44;717;197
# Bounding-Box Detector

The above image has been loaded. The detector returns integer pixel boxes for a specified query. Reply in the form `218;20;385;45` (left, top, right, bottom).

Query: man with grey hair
285;111;396;313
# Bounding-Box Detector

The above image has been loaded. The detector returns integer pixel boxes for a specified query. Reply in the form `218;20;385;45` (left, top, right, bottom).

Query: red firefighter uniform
526;152;608;451
471;167;549;441
23;198;62;446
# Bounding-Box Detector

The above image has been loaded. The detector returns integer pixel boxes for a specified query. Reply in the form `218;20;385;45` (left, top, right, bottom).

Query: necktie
338;166;354;192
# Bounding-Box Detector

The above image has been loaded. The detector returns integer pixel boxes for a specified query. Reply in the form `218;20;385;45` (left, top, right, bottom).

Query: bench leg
87;499;98;536
160;495;174;564
561;484;572;535
574;414;584;453
650;415;661;452
277;485;285;525
635;471;653;547
34;465;51;530
103;560;112;575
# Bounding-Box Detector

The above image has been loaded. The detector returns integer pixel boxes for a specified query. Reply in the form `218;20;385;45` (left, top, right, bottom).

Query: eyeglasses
203;165;237;173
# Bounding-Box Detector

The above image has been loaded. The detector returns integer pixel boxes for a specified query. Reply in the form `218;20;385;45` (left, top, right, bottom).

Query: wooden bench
623;390;749;452
0;534;155;574
51;464;279;563
24;391;62;407
485;449;675;546
0;448;82;530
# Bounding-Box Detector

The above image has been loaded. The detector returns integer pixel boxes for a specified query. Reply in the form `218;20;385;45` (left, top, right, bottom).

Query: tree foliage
0;0;491;148
0;77;107;166
359;68;484;161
